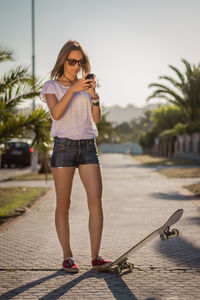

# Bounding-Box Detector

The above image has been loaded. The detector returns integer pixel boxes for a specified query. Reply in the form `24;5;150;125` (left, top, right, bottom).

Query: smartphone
85;73;94;80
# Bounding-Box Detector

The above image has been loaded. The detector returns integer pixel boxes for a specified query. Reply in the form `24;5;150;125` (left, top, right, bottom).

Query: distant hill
18;102;162;126
103;103;162;125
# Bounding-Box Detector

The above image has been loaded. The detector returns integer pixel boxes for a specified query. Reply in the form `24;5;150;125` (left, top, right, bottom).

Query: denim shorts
50;136;100;168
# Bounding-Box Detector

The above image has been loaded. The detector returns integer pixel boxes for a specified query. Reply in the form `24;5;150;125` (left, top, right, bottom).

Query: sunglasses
67;58;85;67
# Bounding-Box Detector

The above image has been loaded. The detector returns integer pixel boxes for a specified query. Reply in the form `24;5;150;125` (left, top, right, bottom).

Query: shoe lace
97;256;104;262
66;258;74;266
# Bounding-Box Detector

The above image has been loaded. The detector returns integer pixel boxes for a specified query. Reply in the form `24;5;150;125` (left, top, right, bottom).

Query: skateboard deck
99;209;184;274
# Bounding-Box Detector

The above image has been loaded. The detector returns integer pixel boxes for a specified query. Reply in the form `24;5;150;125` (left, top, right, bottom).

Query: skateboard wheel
117;266;122;274
171;229;179;238
160;232;168;241
128;263;134;271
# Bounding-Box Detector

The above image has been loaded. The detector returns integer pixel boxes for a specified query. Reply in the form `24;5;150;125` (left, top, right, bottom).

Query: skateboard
99;209;184;274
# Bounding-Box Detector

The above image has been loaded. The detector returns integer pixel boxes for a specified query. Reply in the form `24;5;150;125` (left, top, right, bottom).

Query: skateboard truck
111;258;134;274
160;226;179;241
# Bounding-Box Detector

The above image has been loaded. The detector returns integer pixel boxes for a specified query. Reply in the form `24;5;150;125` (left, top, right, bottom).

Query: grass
159;167;200;178
134;155;200;198
4;172;53;181
183;184;200;196
133;154;200;167
134;154;200;178
0;186;49;224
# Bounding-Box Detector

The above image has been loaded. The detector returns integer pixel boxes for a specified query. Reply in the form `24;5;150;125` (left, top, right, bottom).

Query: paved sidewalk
0;166;32;182
0;154;199;299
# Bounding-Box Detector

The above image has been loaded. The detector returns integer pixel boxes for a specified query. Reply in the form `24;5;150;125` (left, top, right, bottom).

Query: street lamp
32;0;35;111
31;0;38;171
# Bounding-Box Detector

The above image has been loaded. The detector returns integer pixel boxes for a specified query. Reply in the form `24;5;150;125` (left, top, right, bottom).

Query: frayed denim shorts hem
50;136;100;168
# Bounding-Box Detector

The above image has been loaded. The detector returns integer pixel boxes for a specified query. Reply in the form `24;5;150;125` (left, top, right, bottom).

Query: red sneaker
62;258;79;273
92;256;111;270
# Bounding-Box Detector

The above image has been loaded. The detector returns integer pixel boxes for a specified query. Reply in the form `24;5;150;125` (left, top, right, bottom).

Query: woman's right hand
70;73;91;93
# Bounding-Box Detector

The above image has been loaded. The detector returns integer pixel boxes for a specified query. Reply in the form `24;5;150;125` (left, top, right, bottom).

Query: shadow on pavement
0;271;61;300
103;164;139;169
39;270;137;300
151;191;197;202
151;191;200;226
157;236;200;270
103;163;198;170
0;269;137;300
187;216;200;226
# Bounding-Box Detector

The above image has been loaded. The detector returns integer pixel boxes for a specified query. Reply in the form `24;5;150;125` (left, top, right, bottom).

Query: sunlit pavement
0;154;199;299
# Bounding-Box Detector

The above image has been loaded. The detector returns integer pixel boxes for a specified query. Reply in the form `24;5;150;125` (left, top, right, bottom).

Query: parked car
0;139;33;168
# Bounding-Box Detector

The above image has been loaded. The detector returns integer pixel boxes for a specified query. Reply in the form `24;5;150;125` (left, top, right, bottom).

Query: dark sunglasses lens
67;59;85;66
68;59;76;66
80;60;85;66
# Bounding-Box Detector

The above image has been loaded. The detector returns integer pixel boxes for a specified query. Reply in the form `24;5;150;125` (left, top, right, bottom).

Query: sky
1;0;200;108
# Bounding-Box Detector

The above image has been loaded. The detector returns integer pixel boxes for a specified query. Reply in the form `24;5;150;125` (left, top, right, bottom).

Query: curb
0;187;54;234
179;186;200;208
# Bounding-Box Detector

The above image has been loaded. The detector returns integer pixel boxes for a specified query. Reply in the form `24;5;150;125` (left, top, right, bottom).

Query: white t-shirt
40;80;98;140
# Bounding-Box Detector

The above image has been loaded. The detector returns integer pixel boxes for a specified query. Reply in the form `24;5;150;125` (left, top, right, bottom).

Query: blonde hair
50;40;91;79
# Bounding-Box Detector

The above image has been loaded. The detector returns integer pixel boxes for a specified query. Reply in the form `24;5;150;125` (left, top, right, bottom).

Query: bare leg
52;167;76;259
78;164;103;260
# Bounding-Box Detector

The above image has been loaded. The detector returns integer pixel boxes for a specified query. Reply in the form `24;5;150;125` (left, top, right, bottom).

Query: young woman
40;40;110;273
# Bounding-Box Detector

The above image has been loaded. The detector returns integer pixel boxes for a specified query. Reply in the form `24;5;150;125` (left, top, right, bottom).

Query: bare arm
45;88;74;120
45;74;91;120
92;105;101;123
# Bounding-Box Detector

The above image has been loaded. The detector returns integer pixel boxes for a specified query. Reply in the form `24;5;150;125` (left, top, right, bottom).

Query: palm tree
147;59;200;122
96;111;114;144
0;47;51;173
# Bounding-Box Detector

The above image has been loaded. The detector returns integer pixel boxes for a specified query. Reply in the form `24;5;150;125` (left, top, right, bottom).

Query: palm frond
148;83;187;109
0;108;51;143
3;91;40;110
0;46;51;150
182;59;193;79
148;59;200;121
158;75;183;90
0;65;32;93
168;65;185;84
148;83;178;94
147;93;171;102
1;76;42;108
0;48;13;62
